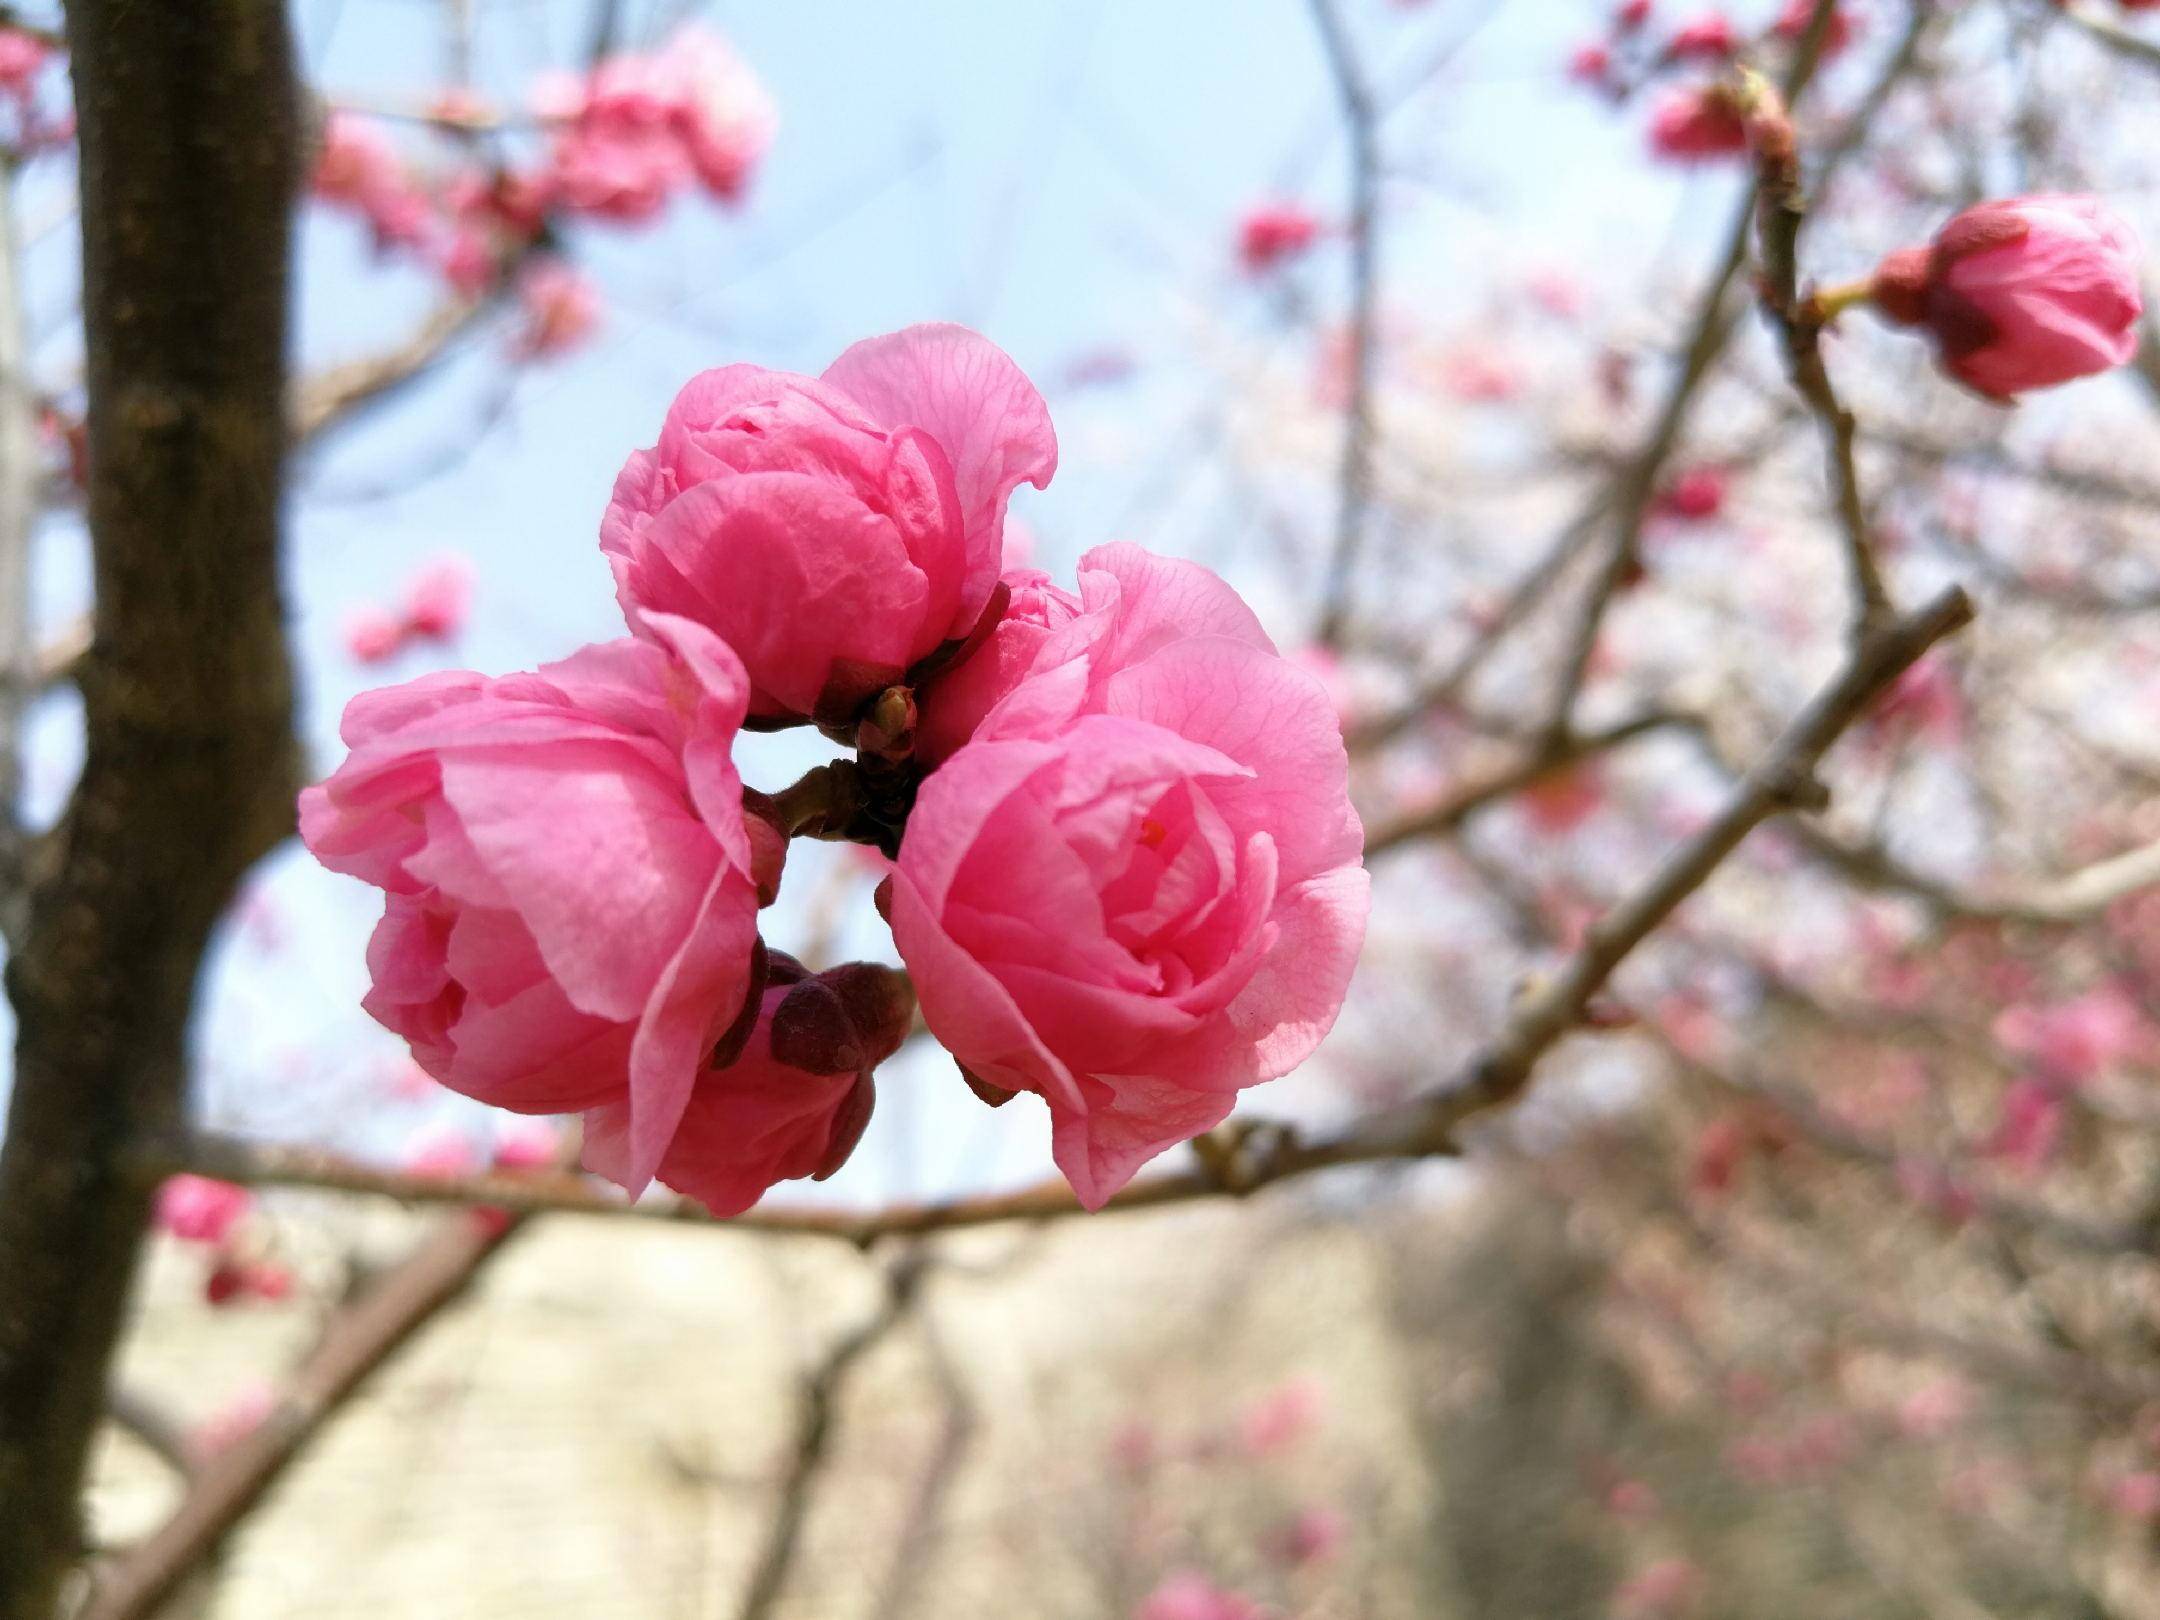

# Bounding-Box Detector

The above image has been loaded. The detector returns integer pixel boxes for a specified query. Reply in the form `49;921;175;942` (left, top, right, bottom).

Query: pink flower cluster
1564;3;1855;158
308;27;771;359
344;555;476;665
304;325;1369;1212
153;1175;293;1308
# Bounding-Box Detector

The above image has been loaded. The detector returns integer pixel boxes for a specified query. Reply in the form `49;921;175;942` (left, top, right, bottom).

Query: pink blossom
1775;0;1856;53
1435;344;1523;403
491;1118;561;1171
344;606;405;665
1653;466;1727;523
1869;196;2143;399
1614;1558;1703;1618
1521;762;1605;834
1865;656;1963;746
1668;12;1738;61
1617;0;1655;26
916;568;1084;765
1992;988;2142;1083
515;259;601;359
1605;1478;1661;1518
601;324;1057;725
1647;85;1748;162
438;228;498;299
312;113;400;208
0;28;50;94
1896;1376;1974;1440
665;27;777;203
2108;1472;2160;1520
1568;41;1615;87
400;555;475;643
1241;1375;1326;1456
1980;1077;2064;1172
888;544;1368;1207
1528;269;1588;318
1268;1504;1346;1566
583;955;912;1214
1110;1418;1159;1473
1238;202;1322;275
190;1384;276;1462
154;1175;253;1245
205;1257;294;1308
402;1124;478;1177
298;619;769;1193
1137;1572;1266;1620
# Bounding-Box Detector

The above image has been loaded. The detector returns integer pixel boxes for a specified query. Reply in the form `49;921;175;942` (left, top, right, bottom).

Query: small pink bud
1668;12;1738;61
1237;201;1323;275
344;606;406;665
154;1175;253;1246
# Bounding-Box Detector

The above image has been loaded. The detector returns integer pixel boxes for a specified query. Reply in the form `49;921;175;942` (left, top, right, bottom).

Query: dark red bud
814;1070;877;1181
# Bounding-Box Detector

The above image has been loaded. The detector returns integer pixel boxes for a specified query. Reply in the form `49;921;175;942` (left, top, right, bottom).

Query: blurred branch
735;1251;930;1620
2048;2;2160;71
1361;707;1689;856
0;5;302;1613
867;1307;976;1620
1308;0;1380;651
0;152;35;947
104;1387;194;1480
292;296;488;445
1541;0;1930;743
1788;818;2160;925
82;1211;528;1620
162;586;1972;1242
1745;55;1892;639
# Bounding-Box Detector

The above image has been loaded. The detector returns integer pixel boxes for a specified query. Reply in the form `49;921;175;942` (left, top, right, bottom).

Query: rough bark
0;5;299;1615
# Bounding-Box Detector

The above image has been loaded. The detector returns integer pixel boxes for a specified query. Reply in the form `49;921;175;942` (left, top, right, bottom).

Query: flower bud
1868;195;2143;399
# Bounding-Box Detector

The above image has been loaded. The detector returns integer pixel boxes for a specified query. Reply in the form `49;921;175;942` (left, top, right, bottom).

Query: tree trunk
0;5;299;1614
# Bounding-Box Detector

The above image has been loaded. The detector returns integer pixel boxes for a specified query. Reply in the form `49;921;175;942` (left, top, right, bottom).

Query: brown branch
81;1211;528;1620
165;587;1972;1245
1789;819;2160;927
1744;55;1891;638
0;6;302;1614
0;151;35;948
2048;1;2160;71
734;1252;930;1620
292;296;487;445
1541;0;1930;742
1309;0;1381;651
1360;708;1688;857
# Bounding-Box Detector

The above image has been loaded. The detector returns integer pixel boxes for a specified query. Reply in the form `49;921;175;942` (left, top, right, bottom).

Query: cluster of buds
153;1175;293;1309
309;26;773;360
343;555;475;665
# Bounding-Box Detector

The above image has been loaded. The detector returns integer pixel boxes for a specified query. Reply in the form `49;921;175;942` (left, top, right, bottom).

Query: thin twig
0;153;35;946
1309;0;1381;650
734;1252;930;1620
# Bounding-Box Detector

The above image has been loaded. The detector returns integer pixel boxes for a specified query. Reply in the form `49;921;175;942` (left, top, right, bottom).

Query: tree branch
1308;0;1381;651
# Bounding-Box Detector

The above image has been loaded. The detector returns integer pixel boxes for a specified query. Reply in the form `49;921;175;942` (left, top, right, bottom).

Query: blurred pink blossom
1241;1375;1326;1457
154;1175;252;1246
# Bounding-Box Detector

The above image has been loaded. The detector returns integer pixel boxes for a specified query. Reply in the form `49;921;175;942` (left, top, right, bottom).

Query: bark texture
0;5;299;1614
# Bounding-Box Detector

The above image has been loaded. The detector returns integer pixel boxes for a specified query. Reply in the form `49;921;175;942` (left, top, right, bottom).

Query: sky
0;0;1757;1206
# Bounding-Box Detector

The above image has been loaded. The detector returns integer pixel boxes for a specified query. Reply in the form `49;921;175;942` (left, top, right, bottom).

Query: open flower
1869;195;2142;398
601;323;1058;725
299;616;769;1191
889;544;1368;1207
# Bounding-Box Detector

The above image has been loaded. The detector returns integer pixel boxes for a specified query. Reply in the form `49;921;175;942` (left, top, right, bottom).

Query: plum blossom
154;1175;252;1245
601;323;1058;725
888;544;1368;1206
1868;196;2143;398
1647;85;1748;161
1238;202;1322;275
515;259;602;359
299;618;770;1192
1242;1375;1326;1456
1136;1573;1267;1620
1992;988;2141;1084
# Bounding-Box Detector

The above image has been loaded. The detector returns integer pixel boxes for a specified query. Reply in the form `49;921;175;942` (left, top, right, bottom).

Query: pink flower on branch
153;1175;252;1246
1868;195;2143;399
1237;201;1323;275
888;543;1368;1207
601;323;1058;726
299;619;771;1193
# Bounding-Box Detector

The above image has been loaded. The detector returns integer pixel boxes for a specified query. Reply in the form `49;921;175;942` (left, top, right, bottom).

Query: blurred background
9;0;2160;1614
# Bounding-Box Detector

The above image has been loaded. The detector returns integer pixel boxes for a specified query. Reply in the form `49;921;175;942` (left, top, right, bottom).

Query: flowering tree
0;1;2157;1616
